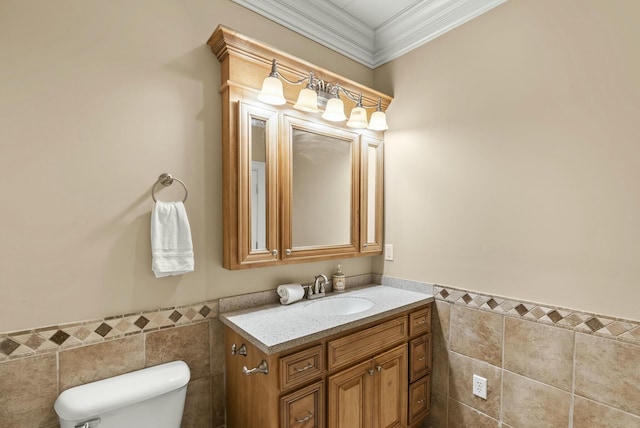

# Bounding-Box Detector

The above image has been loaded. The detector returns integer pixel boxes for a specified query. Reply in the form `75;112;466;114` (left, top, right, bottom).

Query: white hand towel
151;201;194;278
277;284;304;305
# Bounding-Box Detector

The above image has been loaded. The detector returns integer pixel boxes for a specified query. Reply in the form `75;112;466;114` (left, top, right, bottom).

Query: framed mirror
281;115;360;260
237;102;279;265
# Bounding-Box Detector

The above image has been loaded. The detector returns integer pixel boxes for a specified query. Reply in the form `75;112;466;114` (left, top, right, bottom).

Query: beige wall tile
448;351;501;419
448;398;499;428
425;390;447;428
432;301;450;395
181;376;212;428
0;354;58;427
574;396;640;427
211;372;226;428
59;335;144;391
146;321;210;380
575;333;640;415
502;371;571;428
504;317;574;391
210;318;226;376
450;305;502;366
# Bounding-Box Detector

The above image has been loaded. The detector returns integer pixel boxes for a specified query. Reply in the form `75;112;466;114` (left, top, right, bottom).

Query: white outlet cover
473;374;487;400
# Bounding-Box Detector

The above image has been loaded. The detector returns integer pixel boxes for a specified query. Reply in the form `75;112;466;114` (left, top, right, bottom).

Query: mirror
250;118;267;251
366;144;377;243
291;128;352;247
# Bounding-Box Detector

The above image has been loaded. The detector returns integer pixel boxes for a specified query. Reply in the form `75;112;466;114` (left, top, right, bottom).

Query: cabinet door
233;101;279;267
328;359;373;428
281;114;360;262
409;334;432;383
360;136;383;254
281;381;324;428
372;344;408;428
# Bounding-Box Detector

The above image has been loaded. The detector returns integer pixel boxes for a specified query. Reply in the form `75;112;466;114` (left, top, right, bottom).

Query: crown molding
232;0;508;68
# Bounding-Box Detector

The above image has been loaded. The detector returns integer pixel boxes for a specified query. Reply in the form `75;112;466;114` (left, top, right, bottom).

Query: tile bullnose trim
433;283;640;346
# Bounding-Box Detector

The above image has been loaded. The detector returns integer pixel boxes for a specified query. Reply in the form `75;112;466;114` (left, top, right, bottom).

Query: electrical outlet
384;244;394;261
473;374;487;400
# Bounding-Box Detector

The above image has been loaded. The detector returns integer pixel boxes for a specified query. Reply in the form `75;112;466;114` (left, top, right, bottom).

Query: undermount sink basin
305;296;375;316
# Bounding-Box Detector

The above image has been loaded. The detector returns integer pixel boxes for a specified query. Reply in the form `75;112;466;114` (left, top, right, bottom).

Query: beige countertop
220;285;434;354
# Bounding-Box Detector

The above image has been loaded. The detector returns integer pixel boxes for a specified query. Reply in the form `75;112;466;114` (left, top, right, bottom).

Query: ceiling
231;0;508;68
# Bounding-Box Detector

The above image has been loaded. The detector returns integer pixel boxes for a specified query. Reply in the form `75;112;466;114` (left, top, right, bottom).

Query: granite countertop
220;285;434;355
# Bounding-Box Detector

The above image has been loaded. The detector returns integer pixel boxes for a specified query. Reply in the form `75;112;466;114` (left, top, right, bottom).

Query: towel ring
151;173;188;203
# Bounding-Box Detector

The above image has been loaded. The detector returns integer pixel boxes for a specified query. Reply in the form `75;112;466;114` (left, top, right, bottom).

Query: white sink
305;296;374;316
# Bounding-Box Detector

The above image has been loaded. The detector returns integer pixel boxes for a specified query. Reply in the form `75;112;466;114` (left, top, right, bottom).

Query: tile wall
428;285;640;428
0;301;225;428
2;275;640;428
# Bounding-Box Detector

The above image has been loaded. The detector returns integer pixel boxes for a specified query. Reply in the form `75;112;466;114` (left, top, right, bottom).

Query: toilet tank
54;360;190;428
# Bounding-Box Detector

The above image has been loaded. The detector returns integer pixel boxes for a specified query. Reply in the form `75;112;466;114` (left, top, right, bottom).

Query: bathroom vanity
221;286;433;428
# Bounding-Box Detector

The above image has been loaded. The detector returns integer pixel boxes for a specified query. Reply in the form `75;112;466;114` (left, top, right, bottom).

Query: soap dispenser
333;264;345;293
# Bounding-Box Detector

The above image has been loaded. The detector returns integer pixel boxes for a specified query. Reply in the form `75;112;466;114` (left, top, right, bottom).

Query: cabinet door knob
363;243;368;248
285;248;292;256
367;369;374;376
295;411;313;423
271;249;278;256
376;365;382;372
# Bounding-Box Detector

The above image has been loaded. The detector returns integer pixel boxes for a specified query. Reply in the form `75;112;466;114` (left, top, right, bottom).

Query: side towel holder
151;173;188;203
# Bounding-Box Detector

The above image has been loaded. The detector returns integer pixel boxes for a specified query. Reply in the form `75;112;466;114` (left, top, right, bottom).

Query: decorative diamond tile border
0;300;218;362
434;284;640;346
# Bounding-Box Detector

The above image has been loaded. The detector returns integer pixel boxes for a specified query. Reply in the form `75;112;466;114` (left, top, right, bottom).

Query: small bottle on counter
333;264;345;293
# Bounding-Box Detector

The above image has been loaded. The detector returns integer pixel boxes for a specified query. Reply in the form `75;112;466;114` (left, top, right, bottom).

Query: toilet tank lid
54;360;190;421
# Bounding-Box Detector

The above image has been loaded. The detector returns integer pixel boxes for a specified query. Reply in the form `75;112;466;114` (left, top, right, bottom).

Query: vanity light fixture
257;59;388;131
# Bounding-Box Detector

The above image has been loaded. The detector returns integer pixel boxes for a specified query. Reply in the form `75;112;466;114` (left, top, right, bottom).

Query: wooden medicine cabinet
208;25;392;269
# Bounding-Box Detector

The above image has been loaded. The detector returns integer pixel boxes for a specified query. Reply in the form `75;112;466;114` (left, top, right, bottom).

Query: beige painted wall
0;0;376;332
376;0;640;321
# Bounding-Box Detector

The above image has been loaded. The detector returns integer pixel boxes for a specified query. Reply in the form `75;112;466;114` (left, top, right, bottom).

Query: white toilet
54;360;190;428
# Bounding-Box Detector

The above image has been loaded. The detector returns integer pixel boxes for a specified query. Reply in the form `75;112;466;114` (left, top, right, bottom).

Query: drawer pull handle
416;399;425;404
295;411;313;423
418;356;427;361
294;362;314;372
416;319;426;325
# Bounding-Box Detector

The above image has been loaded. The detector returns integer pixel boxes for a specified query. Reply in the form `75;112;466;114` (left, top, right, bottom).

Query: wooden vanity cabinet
224;303;432;428
407;306;432;427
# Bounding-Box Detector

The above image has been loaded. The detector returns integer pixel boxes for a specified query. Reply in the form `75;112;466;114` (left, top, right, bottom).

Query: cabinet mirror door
238;102;279;265
361;136;384;254
281;115;360;260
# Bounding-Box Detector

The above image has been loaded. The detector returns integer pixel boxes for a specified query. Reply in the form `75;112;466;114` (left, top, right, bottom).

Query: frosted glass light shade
367;110;388;131
322;98;347;122
294;88;319;112
346;106;368;128
258;76;286;105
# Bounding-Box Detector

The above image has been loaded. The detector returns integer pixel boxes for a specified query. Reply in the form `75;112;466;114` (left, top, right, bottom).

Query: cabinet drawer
280;344;324;391
409;334;432;383
328;316;408;370
409;306;431;337
281;381;324;428
408;375;431;425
